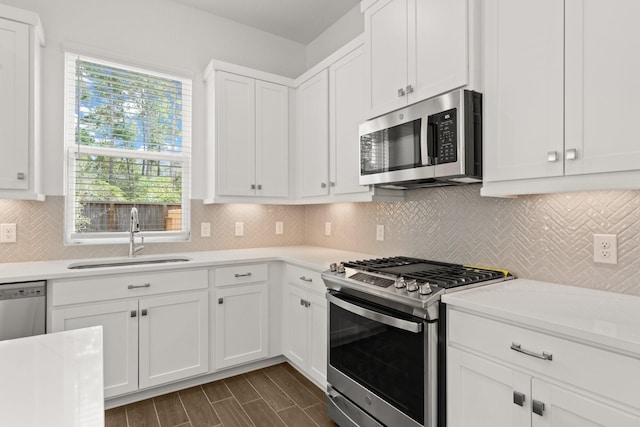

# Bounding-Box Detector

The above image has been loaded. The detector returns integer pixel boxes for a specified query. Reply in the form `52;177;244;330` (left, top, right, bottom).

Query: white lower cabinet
213;263;269;369
214;283;269;369
282;265;327;386
447;307;640;427
50;269;209;399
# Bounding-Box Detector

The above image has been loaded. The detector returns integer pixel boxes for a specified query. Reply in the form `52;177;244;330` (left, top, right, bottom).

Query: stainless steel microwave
359;89;482;189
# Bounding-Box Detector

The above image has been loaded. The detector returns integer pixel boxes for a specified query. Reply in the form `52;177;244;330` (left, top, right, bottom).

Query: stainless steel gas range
321;257;512;427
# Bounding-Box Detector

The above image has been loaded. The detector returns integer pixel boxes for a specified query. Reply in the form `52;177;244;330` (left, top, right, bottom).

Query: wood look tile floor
105;363;338;427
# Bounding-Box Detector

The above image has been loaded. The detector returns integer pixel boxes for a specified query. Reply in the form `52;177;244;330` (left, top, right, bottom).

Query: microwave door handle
427;121;437;166
327;293;423;333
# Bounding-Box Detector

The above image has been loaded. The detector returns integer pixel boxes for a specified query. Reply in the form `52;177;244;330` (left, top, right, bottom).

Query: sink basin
67;256;191;270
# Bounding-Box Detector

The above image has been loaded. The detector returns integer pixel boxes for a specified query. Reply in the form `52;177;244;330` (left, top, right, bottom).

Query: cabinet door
51;300;139;398
282;284;310;367
216;71;256;196
447;347;530;427
297;70;329;198
307;291;327;386
483;0;564;182
329;46;370;196
215;283;269;369
565;0;640;176
0;18;29;190
531;378;640;427
409;0;467;104
255;80;289;197
364;0;409;118
139;291;209;389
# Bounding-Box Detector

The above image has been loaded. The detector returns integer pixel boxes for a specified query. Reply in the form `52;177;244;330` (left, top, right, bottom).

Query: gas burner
323;255;512;317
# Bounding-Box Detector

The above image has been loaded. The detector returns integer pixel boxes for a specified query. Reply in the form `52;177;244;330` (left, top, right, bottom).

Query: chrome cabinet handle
251;184;256;190
532;400;545;416
299;276;313;282
141;309;148;316
234;272;252;278
547;151;558;162
329;181;335;187
17;172;25;180
321;182;327;188
128;283;151;290
218;298;223;304
566;148;578;160
406;84;414;94
398;88;406;97
511;342;553;361
257;184;262;190
513;391;525;407
130;310;137;318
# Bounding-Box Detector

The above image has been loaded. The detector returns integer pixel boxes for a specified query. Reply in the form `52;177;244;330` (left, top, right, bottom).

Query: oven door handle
327;293;423;333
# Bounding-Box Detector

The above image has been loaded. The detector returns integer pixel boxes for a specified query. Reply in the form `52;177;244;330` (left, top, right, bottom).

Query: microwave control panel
430;108;457;164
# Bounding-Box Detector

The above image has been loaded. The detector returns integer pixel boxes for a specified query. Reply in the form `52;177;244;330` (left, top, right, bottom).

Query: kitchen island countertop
0;326;104;427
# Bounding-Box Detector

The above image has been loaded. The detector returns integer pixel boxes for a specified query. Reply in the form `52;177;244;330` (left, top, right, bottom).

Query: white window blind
64;53;192;244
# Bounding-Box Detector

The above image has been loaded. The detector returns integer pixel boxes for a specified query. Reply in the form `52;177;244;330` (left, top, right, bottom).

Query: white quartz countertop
442;279;640;358
0;246;376;284
0;326;104;427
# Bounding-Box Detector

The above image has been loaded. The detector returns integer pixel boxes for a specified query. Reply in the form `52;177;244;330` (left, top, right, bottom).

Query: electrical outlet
0;224;17;243
200;222;210;238
325;222;331;236
275;221;284;235
235;222;244;237
376;224;385;241
593;234;617;264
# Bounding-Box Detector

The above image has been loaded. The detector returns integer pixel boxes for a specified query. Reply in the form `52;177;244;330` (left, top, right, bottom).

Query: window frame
63;52;192;245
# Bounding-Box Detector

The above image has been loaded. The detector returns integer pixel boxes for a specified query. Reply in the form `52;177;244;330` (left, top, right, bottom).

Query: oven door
327;290;438;427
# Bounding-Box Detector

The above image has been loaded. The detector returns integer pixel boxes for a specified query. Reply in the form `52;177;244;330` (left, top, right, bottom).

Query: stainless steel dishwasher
0;281;46;341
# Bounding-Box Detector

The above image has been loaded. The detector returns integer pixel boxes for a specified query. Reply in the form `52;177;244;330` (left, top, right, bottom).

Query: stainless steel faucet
129;207;144;257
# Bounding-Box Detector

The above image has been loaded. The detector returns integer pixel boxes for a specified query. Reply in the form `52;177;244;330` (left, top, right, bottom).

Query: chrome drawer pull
513;391;525;407
511;342;553;361
128;283;151;289
234;272;252;278
299;276;313;282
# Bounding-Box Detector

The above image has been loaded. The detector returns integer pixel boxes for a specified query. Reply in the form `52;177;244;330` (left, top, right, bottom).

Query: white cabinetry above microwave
203;61;294;204
0;4;45;201
482;0;640;197
361;0;478;120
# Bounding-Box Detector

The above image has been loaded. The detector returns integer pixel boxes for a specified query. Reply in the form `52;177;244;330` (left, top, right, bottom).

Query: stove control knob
406;279;419;292
336;263;346;274
329;263;337;272
419;283;433;295
394;277;406;289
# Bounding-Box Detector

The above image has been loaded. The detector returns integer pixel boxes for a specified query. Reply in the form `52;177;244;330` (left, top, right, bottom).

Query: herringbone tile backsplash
305;186;640;296
2;187;640;296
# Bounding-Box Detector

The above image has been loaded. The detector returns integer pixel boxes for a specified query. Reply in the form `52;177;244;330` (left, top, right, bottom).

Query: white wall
306;4;364;69
0;0;306;198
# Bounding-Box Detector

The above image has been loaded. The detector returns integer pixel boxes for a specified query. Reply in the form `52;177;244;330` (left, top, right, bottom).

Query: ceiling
170;0;361;45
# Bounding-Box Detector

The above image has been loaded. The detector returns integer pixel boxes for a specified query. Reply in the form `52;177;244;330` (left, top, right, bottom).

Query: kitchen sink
67;256;191;269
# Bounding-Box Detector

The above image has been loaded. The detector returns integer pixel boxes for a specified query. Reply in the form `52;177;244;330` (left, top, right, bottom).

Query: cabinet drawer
286;264;324;294
214;263;268;287
51;269;208;306
448;308;640;410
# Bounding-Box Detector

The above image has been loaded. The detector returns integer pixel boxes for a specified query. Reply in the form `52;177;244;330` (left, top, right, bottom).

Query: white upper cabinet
295;38;405;203
297;69;330;198
204;61;292;203
0;5;44;200
482;0;640;196
564;0;640;176
329;46;375;196
363;0;469;119
482;0;565;182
